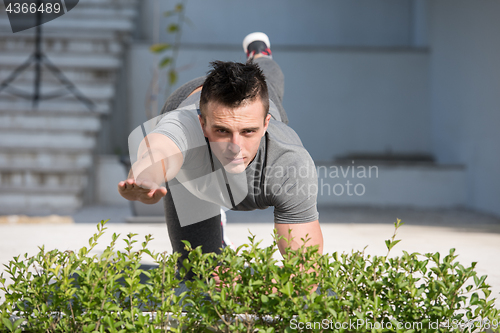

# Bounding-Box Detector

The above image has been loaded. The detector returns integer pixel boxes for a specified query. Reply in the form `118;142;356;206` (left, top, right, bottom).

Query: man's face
199;98;271;174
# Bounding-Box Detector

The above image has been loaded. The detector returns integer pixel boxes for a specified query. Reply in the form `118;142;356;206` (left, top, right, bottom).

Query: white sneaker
242;32;272;61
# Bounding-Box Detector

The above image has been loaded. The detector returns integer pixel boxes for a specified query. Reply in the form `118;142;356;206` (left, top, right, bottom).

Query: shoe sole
242;32;271;53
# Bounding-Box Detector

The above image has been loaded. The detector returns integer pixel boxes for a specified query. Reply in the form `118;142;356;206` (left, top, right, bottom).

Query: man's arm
265;221;323;294
118;133;183;204
274;220;323;256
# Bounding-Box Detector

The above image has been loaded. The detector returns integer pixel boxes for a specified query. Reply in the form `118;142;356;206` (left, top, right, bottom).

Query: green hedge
1;220;499;332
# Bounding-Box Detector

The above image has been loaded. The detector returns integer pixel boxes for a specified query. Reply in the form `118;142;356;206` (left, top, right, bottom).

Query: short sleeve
268;152;319;224
149;107;206;165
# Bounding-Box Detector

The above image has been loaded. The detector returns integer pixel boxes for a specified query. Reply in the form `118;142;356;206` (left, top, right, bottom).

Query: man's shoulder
266;119;307;155
155;106;201;132
264;120;316;179
267;119;302;146
151;106;205;162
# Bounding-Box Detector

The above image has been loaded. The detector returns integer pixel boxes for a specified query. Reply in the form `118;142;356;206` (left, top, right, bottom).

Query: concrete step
0;169;87;187
0;66;116;86
0;112;100;132
0;35;125;56
69;0;137;8
59;6;136;18
0;19;134;36
0;0;137;10
0;52;121;70
0;165;88;173
316;162;467;208
0;99;110;114
0;184;82;194
0;11;136;34
0;94;111;113
0;79;115;100
0;150;92;171
32;6;137;21
0;29;123;44
62;0;137;7
0;130;96;150
0;192;83;214
0;67;117;86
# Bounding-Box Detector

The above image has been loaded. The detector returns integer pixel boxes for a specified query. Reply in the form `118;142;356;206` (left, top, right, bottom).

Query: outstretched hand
118;178;167;204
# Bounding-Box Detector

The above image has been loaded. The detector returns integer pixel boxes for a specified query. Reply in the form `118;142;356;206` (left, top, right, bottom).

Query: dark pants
160;58;287;275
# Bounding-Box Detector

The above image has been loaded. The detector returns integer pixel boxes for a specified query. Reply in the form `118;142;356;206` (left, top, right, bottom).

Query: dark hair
199;61;269;120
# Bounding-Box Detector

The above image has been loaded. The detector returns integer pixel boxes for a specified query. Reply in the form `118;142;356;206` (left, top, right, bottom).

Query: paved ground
1;204;500;307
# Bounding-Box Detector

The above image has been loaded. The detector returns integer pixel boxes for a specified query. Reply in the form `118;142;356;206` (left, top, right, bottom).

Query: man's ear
262;113;271;135
198;115;208;136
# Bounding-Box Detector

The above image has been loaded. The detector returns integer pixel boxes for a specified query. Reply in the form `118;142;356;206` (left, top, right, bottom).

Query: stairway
0;0;138;214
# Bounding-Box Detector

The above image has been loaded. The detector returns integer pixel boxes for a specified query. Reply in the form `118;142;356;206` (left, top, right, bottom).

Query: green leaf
280;281;293;297
478;275;487;287
149;43;171;53
470;292;479;306
168;24;179;33
159;57;172;68
388;239;401;250
2;318;13;331
169;70;178;85
12;318;23;331
261;294;269;303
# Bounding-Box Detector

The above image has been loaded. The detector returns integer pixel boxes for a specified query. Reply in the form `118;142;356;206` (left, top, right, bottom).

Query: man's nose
228;135;241;153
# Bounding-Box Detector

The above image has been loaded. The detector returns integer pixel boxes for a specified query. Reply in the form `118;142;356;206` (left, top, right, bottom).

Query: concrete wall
137;0;416;47
127;0;432;162
280;49;430;160
429;1;500;216
127;45;431;162
120;0;500;216
316;163;466;207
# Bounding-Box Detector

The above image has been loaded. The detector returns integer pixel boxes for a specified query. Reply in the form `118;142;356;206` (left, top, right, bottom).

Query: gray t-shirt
150;92;319;224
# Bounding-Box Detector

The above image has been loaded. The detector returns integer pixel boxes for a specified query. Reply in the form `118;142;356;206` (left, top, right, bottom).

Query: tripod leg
0;55;35;93
42;55;96;111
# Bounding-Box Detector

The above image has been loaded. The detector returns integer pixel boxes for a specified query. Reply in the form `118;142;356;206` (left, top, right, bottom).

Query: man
118;32;323;270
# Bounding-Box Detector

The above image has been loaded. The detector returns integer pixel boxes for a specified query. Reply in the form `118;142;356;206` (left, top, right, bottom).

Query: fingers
118;177;167;204
119;178;159;191
118;180;132;191
118;178;135;186
158;186;168;196
149;187;167;199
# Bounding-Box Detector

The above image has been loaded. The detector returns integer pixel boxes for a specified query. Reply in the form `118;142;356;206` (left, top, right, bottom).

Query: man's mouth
226;157;244;164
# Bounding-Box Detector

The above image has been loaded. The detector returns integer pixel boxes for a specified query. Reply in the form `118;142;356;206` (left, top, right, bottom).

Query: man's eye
216;129;227;133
